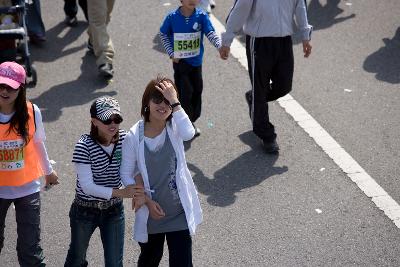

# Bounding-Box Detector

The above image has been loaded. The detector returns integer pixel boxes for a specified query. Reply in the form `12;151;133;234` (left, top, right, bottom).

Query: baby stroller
0;0;37;86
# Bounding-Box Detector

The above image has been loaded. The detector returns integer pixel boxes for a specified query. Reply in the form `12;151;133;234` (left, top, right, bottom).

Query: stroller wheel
27;64;37;87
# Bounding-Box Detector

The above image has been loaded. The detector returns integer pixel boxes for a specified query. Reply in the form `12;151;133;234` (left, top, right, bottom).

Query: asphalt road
1;0;400;266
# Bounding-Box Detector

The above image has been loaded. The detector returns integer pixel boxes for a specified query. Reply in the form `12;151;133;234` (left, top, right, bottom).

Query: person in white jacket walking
120;76;202;267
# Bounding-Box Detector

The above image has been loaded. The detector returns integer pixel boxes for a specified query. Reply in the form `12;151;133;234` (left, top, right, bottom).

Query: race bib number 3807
173;32;201;59
0;139;24;171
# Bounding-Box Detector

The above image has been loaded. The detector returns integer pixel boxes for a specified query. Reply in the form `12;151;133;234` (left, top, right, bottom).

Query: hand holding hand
302;40;312;58
131;186;146;211
114;184;144;199
219;46;230;60
127;184;144;196
132;196;146;211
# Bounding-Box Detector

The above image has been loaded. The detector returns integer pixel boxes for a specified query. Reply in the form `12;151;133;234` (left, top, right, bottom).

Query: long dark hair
141;75;178;122
6;84;30;145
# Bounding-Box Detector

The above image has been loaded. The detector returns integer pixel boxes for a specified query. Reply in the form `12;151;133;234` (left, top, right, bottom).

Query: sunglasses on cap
99;116;123;125
151;94;170;105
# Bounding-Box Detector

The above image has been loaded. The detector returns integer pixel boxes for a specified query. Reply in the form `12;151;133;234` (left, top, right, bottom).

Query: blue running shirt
160;7;215;67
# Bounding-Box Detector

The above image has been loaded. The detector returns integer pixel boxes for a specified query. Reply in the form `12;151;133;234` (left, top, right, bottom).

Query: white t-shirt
144;128;166;152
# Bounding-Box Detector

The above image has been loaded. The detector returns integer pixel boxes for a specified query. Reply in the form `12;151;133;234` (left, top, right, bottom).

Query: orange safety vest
0;102;44;186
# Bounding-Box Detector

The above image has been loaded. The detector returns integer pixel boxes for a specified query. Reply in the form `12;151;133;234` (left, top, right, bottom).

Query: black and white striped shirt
72;130;126;201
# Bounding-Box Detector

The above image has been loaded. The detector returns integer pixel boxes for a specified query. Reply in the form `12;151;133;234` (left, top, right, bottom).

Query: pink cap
0;62;26;90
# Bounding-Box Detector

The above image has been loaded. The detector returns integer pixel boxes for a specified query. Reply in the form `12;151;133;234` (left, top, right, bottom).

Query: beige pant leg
87;0;115;67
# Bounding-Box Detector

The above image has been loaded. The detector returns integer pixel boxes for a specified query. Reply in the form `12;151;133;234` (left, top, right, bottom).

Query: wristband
170;102;181;108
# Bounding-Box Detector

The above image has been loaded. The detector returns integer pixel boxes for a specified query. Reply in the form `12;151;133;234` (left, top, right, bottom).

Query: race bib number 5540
0;139;24;171
173;32;201;59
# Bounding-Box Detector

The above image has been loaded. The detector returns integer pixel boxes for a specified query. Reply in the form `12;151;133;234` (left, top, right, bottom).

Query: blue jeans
64;201;125;267
0;192;45;267
26;0;46;36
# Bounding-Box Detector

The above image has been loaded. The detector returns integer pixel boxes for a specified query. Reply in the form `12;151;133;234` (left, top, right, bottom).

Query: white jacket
120;109;203;243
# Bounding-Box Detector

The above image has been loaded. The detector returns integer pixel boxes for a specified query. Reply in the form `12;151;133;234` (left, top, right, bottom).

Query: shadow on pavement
307;0;355;31
30;52;114;122
30;21;88;63
363;27;400;84
293;0;355;44
184;138;193;151
152;34;167;54
189;131;288;207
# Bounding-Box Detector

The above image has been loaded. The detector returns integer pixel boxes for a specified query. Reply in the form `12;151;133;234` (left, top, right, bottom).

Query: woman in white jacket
120;76;202;267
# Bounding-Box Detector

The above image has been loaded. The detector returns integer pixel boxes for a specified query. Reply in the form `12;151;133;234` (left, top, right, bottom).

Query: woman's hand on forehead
155;81;179;104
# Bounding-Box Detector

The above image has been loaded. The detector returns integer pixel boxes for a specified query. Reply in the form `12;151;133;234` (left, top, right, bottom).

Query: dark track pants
138;229;192;267
64;0;88;20
246;35;294;142
173;60;203;123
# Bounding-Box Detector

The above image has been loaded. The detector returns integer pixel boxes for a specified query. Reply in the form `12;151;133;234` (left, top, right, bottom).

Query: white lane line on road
210;14;400;228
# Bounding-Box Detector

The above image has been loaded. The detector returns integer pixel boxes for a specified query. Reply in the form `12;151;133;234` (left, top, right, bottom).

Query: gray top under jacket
145;131;188;234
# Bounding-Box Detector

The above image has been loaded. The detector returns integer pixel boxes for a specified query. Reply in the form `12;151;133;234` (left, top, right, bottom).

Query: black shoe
87;39;94;53
98;63;114;79
262;139;279;153
245;90;252;119
65;16;78;27
192;124;201;138
194;126;201;137
29;33;46;44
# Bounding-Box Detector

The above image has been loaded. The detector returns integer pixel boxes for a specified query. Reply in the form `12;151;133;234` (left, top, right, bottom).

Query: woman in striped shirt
64;96;144;267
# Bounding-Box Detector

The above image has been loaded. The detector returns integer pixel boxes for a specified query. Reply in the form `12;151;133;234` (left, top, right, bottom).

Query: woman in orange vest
0;62;59;266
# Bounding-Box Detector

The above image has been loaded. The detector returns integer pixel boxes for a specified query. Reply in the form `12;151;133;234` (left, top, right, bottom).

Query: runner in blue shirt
159;0;222;138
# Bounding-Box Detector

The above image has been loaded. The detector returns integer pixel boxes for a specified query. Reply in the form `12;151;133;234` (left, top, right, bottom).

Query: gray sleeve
221;0;253;47
295;0;313;40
